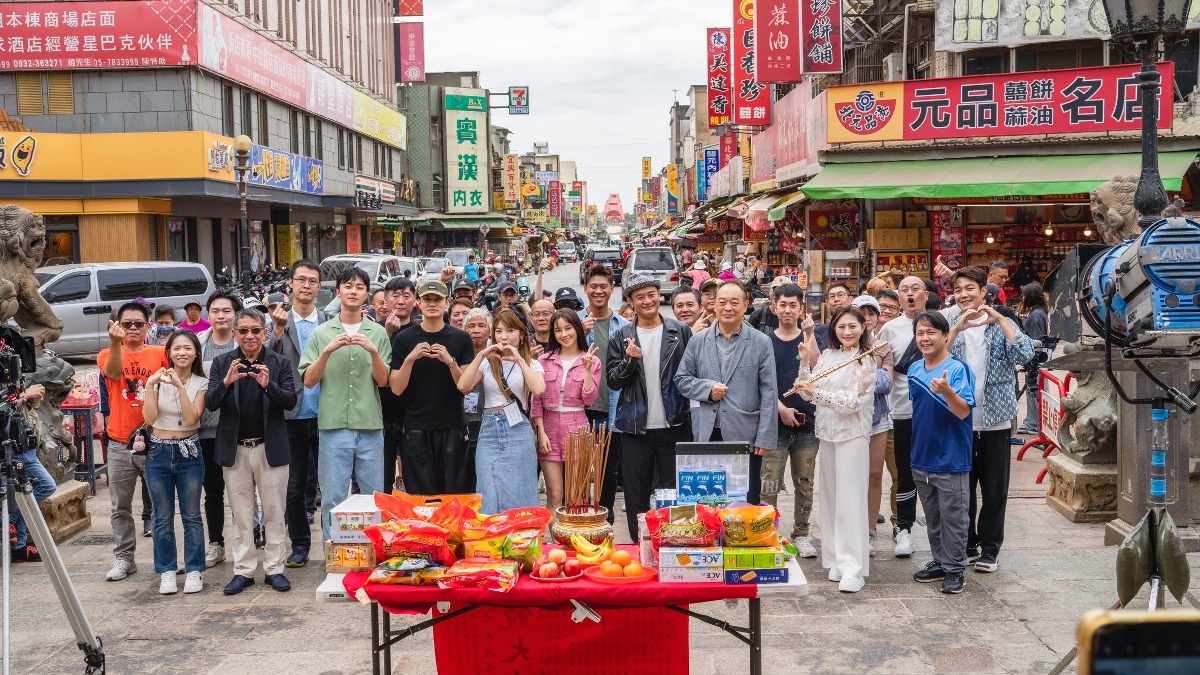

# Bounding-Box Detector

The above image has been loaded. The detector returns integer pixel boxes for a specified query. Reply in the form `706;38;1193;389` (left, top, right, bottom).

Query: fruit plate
583;566;658;584
528;572;584;583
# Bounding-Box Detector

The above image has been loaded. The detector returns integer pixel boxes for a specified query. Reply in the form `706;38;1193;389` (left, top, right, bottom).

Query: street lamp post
232;134;254;291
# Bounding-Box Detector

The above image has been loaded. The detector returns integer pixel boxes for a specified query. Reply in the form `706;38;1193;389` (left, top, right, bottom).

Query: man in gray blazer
675;280;778;503
267;260;327;568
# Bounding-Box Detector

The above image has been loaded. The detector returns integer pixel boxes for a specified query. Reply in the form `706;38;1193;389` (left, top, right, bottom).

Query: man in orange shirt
98;302;169;582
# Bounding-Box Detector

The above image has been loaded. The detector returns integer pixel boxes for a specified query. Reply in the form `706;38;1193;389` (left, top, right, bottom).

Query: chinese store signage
706;27;732;127
750;125;777;188
806;207;858;250
800;0;843;75
547;180;562;224
248;144;323;195
0;0;197;70
502;154;520;207
827;62;1175;143
397;22;424;83
774;82;810;181
665;164;680;214
702;147;720;202
355;176;396;210
755;0;801;82
732;1;771;125
443;87;489;214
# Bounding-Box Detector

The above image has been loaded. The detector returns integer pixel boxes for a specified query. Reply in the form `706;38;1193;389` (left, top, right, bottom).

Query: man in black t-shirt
379;277;416;490
389;281;477;494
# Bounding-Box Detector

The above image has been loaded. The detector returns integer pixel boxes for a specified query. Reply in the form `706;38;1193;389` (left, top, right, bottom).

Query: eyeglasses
119;321;147;330
531;311;554;318
826;291;849;299
879;304;901;313
292;277;320;286
897;285;923;293
235;327;265;336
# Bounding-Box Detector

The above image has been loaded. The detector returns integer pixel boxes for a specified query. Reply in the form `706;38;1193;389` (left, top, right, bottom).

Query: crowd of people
9;249;1049;602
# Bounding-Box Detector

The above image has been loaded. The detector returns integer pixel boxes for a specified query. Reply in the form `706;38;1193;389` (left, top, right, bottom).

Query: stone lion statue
1057;340;1118;463
24;355;77;482
1090;176;1141;244
0;205;62;351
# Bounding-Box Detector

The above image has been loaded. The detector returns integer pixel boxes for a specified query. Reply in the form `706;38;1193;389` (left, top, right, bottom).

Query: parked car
35;261;215;356
418;256;452;284
558;241;578;262
430;248;473;269
579;247;625;286
319;254;415;286
319;281;384;315
621;247;679;303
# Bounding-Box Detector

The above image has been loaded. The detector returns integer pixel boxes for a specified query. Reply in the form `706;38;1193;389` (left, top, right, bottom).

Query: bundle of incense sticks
563;423;613;514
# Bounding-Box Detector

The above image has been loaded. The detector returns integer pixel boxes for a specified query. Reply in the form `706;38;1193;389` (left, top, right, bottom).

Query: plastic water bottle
1149;408;1169;505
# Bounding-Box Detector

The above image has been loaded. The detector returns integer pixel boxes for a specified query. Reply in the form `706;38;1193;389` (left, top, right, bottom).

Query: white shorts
871;415;893;436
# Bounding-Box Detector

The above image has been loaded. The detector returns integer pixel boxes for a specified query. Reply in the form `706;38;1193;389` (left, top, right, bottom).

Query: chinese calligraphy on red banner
548;180;562;224
706;28;732;128
756;0;801;83
732;0;771;125
800;0;843;75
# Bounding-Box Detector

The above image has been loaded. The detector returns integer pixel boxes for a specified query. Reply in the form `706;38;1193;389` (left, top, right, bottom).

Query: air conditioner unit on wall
883;53;903;81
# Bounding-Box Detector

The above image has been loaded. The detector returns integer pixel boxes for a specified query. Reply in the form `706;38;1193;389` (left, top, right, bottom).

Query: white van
35;262;215;357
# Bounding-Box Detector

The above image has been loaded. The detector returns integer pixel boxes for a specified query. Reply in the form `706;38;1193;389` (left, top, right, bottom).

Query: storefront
406;212;513;256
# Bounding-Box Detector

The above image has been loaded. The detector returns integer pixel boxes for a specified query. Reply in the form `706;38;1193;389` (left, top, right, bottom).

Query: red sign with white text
774;83;810;181
750;125;777;186
720;132;737;170
397;22;424;82
0;0;197;71
800;0;843;75
548;180;562;223
732;0;771;125
756;0;801;83
706;28;732;128
198;3;306;107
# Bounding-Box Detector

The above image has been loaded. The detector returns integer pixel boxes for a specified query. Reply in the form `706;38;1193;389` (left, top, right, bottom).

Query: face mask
156;325;174;336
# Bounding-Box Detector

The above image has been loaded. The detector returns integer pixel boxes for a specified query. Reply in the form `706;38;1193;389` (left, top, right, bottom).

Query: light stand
232;134;254;292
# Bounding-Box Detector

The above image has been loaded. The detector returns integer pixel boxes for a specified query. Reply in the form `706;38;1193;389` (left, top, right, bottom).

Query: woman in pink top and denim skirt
533;310;602;512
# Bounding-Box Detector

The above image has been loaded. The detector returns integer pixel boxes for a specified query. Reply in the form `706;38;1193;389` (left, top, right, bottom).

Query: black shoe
913;561;946;583
306;512;315;525
966;545;981;563
286;550;308;568
11;545;40;563
253;525;265;549
142;522;153;537
223;575;255;595
877;514;885;524
264;573;291;592
941;571;965;594
975;553;999;573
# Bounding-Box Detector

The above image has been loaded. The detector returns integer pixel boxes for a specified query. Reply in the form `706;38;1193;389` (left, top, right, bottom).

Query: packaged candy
718;503;779;547
363;519;456;567
437;558;520;593
645;504;722;551
461;507;551;571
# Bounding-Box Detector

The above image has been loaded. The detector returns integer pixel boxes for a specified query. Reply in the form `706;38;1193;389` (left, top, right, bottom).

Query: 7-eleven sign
508;86;530;115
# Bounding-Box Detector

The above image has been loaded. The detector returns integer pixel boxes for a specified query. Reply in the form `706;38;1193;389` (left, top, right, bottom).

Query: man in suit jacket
206;307;298;595
676;280;778;503
267;259;327;568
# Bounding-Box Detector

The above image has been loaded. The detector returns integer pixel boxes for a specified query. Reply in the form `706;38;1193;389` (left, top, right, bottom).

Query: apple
539;562;559;579
529;566;542;579
548;548;568;565
563;559;581;577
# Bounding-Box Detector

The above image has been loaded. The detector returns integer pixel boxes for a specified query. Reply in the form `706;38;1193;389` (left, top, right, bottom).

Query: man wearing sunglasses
98;301;170;581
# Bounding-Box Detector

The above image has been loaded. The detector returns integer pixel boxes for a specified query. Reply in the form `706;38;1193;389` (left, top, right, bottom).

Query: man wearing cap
390;280;477;494
180;300;211;334
298;267;393;543
453;280;476;301
529;298;556;356
495;281;532;330
378;276;417;490
697;278;719;329
607;272;693;540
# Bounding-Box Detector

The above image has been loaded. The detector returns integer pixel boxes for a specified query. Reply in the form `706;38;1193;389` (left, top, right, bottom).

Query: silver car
621;247;679;303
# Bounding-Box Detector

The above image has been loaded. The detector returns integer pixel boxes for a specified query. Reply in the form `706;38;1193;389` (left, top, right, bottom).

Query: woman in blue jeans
458;308;546;514
142;330;209;595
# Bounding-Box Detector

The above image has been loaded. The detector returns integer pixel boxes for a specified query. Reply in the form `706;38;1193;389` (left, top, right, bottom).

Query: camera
0;325;37;454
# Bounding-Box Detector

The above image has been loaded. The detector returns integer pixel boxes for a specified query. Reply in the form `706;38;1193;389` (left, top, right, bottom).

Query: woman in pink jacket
532;310;601;512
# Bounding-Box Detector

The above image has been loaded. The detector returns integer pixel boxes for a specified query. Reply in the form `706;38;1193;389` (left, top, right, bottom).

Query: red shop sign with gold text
800;0;843;75
828;62;1175;143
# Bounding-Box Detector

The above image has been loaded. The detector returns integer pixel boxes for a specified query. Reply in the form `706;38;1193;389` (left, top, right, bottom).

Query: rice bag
363;519;456;567
645;504;721;551
436;558;520;593
461;507;552;571
718;502;779;547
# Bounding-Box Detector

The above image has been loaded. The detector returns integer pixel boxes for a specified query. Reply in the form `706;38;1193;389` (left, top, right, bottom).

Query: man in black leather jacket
606;273;693;540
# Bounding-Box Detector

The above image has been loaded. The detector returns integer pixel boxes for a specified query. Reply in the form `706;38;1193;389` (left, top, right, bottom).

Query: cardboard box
867;228;920;250
905;211;928;228
659;546;723;569
723;567;790;585
874;210;903;228
660;566;725;583
325;540;377;573
723;546;785;570
329;494;382;543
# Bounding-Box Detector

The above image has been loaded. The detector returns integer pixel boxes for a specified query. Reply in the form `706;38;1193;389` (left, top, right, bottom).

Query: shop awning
799;151;1199;200
707;194;746;221
768;189;807;221
744;194;783;232
407;214;510;231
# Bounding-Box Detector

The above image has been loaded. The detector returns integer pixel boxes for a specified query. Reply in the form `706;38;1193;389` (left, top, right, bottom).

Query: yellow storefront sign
641;157;652;180
0;131;246;182
825;82;905;144
521;183;540;197
524;208;548;223
352;91;407;150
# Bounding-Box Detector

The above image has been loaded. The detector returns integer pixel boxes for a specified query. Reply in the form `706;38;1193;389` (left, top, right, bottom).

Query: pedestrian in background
146;305;177;346
852;295;894;557
1017;282;1049;436
179;300;210;334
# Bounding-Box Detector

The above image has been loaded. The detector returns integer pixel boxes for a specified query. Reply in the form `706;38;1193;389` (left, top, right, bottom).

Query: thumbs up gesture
930;371;951;396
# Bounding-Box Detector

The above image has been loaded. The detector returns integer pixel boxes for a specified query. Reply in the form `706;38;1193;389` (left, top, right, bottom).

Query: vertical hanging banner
397;22;425;83
502;154;520;207
732;0;771;125
800;0;843;74
443;87;489;214
650;176;662;207
641;156;653;203
720;132;737;170
665;164;680;214
756;0;801;83
548;180;562;224
706;28;732;128
703;147;721;202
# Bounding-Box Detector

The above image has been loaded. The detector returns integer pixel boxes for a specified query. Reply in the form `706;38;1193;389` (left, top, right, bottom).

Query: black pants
200;438;224;546
305;440;318;514
400;428;474;495
892;418;917;533
383;421;404;492
140;476;152;523
620;425;689;542
285;418;320;553
967;429;1011;557
586;409;621;525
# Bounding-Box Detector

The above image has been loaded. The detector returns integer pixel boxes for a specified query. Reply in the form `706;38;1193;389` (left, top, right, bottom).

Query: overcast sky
422;0;719;215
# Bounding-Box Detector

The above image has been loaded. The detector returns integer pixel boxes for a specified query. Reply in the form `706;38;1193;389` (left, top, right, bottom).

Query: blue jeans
144;438;206;573
9;449;56;551
475;411;538;515
319;429;383;541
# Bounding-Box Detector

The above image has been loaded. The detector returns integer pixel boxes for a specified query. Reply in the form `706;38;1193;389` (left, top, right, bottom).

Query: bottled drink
1149;408;1169;505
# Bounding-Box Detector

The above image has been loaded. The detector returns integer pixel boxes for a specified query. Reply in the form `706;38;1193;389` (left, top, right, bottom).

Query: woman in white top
792;306;875;594
457;308;546;514
142;330;209;595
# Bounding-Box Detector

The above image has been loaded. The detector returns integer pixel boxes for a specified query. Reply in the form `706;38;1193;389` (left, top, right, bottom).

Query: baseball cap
498;281;517;294
417;280;449;298
553;287;583;309
184;299;202;310
699;278;719;293
453;280;476;293
769;276;790;289
852;295;881;313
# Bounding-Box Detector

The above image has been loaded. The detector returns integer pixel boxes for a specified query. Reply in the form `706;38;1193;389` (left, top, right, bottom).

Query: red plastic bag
645;504;721;551
461;507;552;571
374;492;480;555
363;519;456;567
437;558;519;593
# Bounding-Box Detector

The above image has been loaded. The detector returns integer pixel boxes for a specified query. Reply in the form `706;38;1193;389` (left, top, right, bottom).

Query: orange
602;563;624;577
610;550;632;566
623;562;644;577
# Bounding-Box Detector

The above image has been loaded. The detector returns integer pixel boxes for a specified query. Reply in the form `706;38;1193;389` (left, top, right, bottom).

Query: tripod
1;438;105;674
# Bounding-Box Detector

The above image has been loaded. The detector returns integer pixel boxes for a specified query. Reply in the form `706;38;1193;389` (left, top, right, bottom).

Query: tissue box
325;541;377;573
723;546;786;570
660;567;725;583
724;567;790;585
329;494;382;543
659;546;723;569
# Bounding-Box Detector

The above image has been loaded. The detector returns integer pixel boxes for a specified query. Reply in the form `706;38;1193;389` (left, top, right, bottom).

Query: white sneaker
838;576;865;593
793;536;818;558
205;544;225;568
828;567;841;582
159;571;178;595
894;529;914;557
183;571;204;594
106;559;137;581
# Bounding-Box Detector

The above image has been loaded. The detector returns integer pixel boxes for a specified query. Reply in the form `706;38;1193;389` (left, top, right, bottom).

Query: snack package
365;565;447;586
461;507;552;571
718;502;779;547
436;558;520;593
374;492;480;555
645;504;722;552
363;519;456;567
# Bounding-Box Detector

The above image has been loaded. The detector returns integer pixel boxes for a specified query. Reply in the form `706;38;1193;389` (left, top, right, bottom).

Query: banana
571;533;601;555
